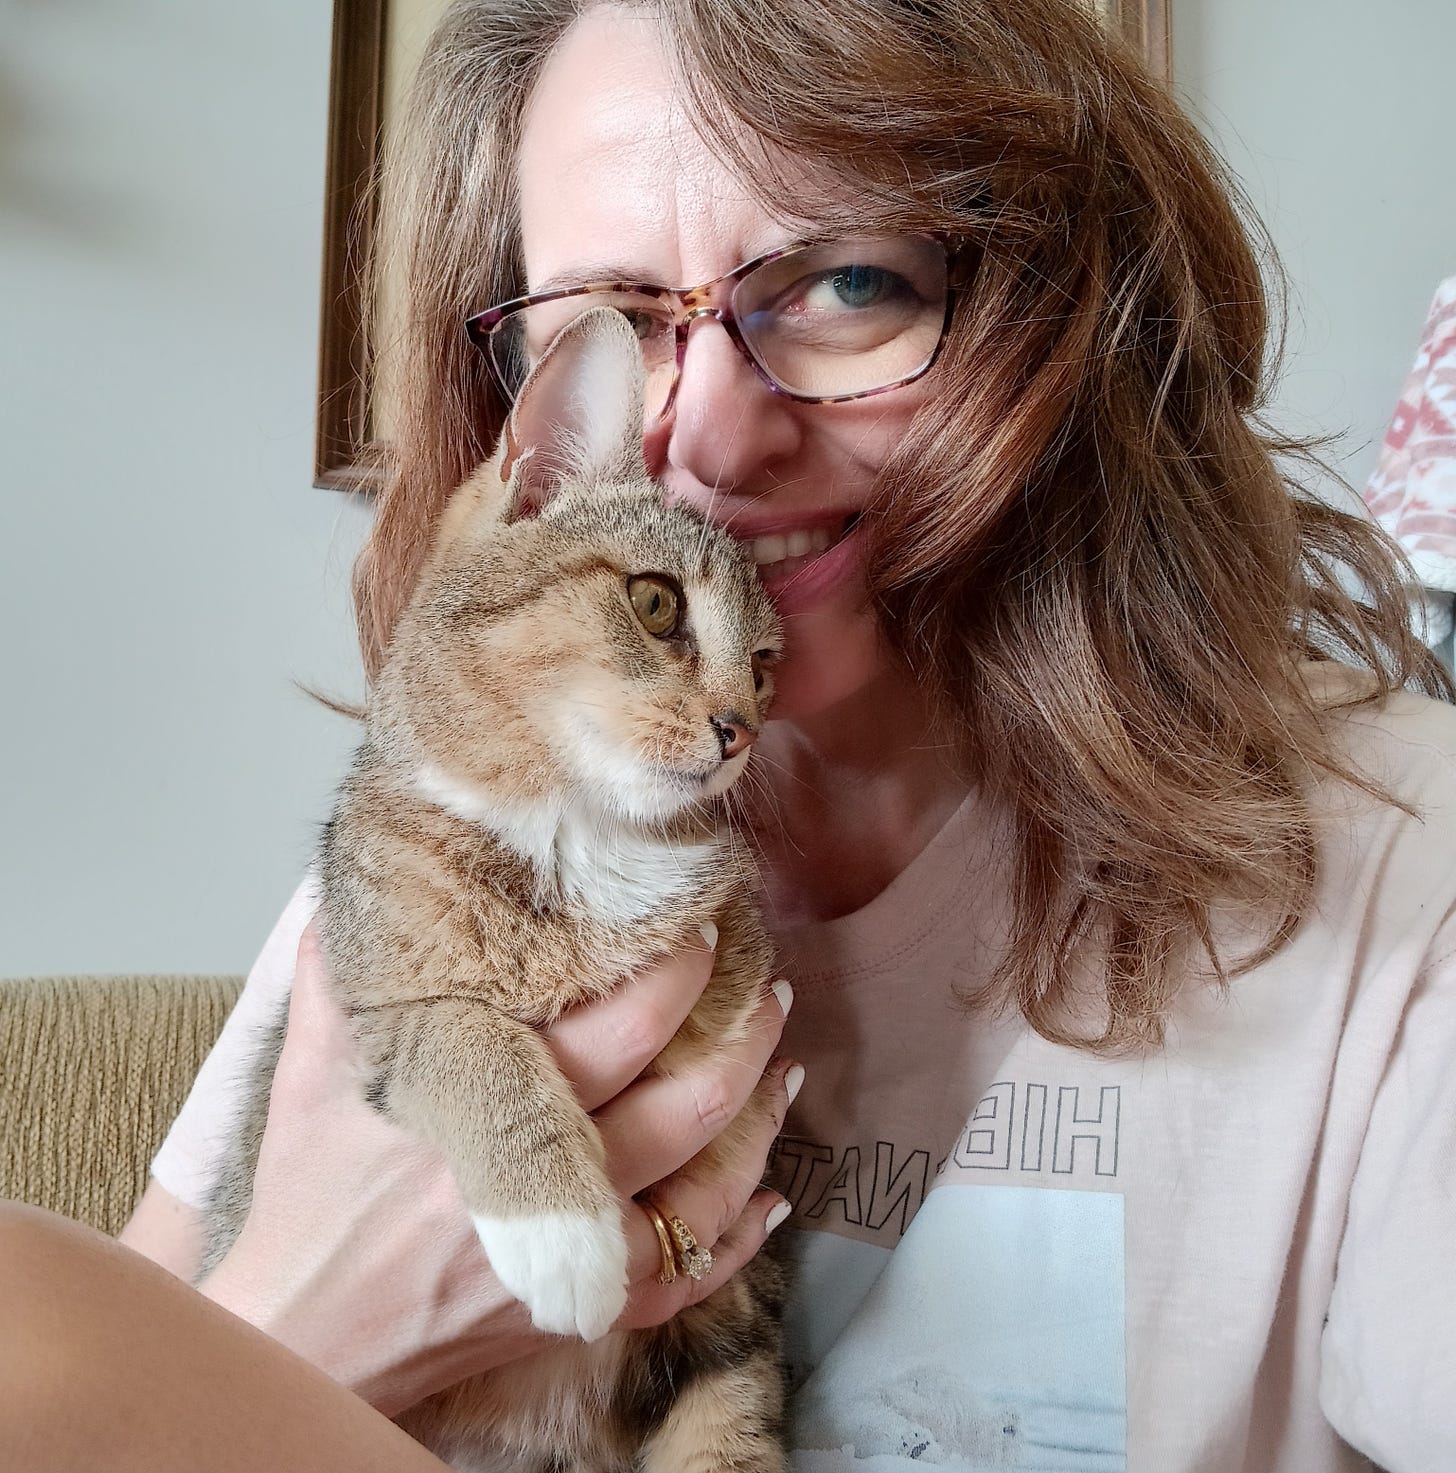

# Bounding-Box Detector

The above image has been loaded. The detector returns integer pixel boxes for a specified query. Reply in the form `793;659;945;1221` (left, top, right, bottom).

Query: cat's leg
355;997;628;1343
636;1356;787;1473
626;1064;791;1470
636;1263;789;1473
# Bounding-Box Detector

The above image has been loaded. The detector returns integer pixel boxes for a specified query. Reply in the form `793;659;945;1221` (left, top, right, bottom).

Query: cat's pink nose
711;715;755;760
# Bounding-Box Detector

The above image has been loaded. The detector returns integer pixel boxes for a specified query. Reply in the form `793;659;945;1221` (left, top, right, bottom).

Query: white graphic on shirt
787;1184;1126;1471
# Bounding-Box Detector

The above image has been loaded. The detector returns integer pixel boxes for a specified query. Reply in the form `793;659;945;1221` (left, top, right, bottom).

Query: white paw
471;1206;629;1342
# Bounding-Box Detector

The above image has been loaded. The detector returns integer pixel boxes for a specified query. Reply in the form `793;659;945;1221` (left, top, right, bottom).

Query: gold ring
638;1199;678;1285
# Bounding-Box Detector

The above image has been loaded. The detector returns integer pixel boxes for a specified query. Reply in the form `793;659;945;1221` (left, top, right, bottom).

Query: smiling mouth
746;514;862;576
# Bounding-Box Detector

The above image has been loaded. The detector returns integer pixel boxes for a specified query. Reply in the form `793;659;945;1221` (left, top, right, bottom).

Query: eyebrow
531;262;665;293
527;234;816;296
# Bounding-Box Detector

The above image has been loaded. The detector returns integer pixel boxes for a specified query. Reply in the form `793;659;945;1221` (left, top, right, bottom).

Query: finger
620;1190;792;1330
618;1057;799;1287
284;925;343;1040
595;988;791;1195
273;924;361;1100
544;924;719;1111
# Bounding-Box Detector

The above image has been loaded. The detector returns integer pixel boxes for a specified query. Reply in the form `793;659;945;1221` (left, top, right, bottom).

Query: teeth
750;525;835;568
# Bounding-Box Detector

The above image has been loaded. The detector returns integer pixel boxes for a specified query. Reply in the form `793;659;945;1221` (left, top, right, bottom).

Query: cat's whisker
703;394;757;510
719;794;769;894
737;747;823;802
728;758;808;866
741;477;811;508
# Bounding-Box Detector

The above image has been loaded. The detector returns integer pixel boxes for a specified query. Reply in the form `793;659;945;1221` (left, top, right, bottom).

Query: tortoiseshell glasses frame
464;231;959;420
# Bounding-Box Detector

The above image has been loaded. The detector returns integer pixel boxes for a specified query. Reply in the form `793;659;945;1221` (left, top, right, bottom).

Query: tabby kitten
202;308;789;1471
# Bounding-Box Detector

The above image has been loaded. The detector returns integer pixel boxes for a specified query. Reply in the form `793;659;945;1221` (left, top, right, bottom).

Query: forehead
516;7;821;289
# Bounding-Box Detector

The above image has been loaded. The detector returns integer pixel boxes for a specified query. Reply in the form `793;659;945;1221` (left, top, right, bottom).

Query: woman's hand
198;924;796;1417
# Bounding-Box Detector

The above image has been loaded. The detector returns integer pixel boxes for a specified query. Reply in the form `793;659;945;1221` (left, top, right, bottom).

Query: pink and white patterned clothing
1365;276;1456;648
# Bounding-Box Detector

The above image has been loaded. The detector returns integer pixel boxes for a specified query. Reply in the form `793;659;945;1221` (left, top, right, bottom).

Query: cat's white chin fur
472;1206;630;1342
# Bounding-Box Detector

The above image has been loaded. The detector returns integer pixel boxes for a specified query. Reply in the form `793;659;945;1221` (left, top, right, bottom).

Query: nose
647;318;802;493
711;713;756;761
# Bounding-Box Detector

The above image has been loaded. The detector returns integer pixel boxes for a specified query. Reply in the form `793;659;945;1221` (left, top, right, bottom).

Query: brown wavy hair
356;0;1452;1051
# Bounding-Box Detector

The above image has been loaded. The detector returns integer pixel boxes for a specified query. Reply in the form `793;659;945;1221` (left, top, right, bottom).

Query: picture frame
315;0;388;491
312;0;1174;491
1100;0;1172;83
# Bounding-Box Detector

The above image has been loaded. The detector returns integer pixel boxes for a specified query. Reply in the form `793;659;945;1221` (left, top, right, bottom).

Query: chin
765;601;885;723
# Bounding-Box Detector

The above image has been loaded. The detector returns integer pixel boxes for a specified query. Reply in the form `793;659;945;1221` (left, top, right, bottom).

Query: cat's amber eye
628;575;682;638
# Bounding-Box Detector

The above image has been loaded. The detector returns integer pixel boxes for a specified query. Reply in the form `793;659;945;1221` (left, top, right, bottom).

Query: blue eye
828;265;893;308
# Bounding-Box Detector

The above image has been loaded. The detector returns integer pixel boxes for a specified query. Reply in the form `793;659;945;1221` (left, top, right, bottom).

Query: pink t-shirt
153;669;1456;1472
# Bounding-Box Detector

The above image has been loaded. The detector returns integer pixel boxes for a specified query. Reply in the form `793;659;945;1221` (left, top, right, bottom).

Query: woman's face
516;6;936;724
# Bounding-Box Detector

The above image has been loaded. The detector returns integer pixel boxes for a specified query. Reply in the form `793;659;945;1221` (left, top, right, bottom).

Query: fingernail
698;920;719;950
784;1062;805;1105
765;1199;793;1234
770;978;794;1017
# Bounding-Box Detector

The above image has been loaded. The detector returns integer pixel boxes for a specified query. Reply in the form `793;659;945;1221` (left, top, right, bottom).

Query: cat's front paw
472;1206;629;1342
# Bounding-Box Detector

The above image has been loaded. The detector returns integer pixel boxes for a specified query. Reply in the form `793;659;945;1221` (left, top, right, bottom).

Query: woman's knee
0;1200;114;1310
0;1204;174;1395
0;1202;210;1469
0;1203;103;1438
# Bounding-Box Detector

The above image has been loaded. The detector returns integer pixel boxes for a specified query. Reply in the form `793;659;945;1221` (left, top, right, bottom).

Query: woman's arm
143;877;316;1220
119;879;316;1277
139;924;795;1417
1319;921;1456;1470
117;1179;205;1280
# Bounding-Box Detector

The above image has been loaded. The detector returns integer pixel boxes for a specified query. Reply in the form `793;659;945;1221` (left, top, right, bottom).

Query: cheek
815;382;931;487
574;666;711;765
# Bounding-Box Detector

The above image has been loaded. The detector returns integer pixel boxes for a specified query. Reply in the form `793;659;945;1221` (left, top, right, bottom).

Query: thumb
276;922;359;1084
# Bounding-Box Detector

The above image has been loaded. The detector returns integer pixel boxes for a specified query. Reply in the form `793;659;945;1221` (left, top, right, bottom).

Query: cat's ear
497;306;648;519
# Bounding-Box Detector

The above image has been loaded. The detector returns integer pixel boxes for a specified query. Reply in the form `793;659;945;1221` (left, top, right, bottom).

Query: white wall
2;0;1451;978
1172;0;1456;501
1;0;371;977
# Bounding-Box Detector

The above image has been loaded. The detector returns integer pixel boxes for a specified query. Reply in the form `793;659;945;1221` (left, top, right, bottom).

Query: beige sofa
0;974;243;1235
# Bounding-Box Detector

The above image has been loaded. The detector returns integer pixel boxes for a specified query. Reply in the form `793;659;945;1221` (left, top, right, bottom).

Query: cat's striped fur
202;311;789;1470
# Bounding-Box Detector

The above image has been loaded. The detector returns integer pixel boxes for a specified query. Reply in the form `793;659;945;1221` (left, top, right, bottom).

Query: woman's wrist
196;1228;533;1417
351;1290;540;1419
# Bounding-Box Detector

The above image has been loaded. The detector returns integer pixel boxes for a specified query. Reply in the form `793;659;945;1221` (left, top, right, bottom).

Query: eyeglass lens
485;234;948;419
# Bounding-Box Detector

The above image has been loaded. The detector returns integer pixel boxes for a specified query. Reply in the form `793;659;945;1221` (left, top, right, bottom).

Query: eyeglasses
465;232;956;422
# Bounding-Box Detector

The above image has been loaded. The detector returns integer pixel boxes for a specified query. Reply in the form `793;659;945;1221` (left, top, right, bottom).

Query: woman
5;0;1453;1468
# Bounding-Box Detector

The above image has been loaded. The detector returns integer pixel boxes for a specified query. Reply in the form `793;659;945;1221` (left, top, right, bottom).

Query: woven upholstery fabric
0;974;243;1235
